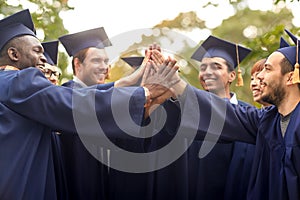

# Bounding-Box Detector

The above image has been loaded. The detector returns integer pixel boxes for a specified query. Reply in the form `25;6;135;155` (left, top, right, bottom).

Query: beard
261;81;285;107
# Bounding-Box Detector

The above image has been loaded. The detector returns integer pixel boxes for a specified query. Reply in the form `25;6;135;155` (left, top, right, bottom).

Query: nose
257;69;265;82
41;54;47;64
100;65;109;74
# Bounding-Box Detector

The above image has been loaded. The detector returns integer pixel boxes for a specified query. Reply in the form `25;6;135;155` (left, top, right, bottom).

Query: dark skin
0;35;47;69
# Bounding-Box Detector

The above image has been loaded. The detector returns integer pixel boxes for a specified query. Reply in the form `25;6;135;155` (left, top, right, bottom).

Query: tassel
292;39;300;84
236;68;244;86
235;44;244;86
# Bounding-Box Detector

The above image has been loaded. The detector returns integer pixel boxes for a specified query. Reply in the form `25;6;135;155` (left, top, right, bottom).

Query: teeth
204;79;214;83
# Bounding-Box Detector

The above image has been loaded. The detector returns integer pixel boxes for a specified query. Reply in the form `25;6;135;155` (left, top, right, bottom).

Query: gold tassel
292;39;300;84
236;68;244;86
235;44;243;86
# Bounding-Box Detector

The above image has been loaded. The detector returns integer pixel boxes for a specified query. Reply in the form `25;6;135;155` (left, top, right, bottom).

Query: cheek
198;72;202;80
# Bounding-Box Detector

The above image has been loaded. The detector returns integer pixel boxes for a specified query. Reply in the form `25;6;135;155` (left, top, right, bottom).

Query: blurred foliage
1;0;300;106
112;1;300;107
0;0;73;84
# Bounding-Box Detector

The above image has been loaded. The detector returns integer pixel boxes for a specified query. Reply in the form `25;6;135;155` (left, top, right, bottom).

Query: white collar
73;76;88;88
229;92;238;105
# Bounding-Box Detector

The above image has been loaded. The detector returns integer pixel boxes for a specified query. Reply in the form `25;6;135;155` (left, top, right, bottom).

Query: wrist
143;86;152;107
172;80;187;98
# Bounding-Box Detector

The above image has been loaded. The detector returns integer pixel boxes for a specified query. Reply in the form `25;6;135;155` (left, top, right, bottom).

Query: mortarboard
285;29;298;45
42;40;59;65
191;35;251;70
0;9;36;50
191;35;252;86
58;27;112;57
280;37;289;48
121;56;145;68
277;29;300;83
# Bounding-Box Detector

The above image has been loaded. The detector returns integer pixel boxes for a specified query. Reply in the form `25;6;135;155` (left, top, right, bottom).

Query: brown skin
198;57;235;99
0;35;47;69
258;52;300;116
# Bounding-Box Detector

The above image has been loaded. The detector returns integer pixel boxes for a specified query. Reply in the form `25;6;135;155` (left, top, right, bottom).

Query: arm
172;81;260;144
0;68;146;140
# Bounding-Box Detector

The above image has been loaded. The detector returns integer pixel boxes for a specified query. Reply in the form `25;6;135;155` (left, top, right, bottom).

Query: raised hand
141;58;180;97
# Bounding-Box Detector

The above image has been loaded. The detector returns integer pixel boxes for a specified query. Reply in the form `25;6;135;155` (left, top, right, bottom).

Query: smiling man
167;30;300;200
188;35;255;200
58;27;114;200
59;27;112;87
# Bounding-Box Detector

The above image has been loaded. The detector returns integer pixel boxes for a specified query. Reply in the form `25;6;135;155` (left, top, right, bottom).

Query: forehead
86;47;108;58
201;57;227;65
20;35;42;47
266;51;284;67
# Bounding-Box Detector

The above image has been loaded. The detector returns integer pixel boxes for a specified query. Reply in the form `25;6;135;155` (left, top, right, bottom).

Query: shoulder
237;100;253;108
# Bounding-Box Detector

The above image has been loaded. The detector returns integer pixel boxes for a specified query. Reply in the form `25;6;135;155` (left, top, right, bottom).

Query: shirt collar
229;92;238;105
0;65;19;71
73;76;88;87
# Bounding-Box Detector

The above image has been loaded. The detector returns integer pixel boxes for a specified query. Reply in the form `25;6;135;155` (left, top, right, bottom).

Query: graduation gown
0;68;145;200
145;100;190;200
188;99;255;200
59;80;114;200
62;80;151;200
180;85;300;200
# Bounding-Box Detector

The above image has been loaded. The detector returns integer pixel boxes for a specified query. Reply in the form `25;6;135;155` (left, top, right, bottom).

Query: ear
228;71;236;83
7;47;19;62
286;71;294;86
73;57;82;74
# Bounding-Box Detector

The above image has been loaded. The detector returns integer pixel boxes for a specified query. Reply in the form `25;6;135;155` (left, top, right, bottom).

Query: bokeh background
1;0;300;107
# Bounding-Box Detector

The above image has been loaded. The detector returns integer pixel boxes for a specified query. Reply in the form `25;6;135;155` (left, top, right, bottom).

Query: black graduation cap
42;40;59;65
121;56;145;68
0;9;36;50
191;35;251;86
280;37;290;48
277;30;300;83
191;35;251;70
277;46;299;66
58;27;112;57
285;29;298;45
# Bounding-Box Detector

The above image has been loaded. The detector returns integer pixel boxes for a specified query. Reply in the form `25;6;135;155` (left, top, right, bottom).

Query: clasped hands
115;44;187;115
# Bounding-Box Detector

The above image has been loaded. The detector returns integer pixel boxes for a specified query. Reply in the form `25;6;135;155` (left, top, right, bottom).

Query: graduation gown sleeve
0;67;146;140
0;67;146;199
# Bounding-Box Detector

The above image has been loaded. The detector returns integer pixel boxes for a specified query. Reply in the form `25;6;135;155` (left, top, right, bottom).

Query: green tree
115;0;299;106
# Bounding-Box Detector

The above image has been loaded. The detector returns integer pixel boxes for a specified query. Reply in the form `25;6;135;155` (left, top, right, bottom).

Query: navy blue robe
0;67;145;200
59;80;114;200
51;132;68;200
62;80;152;200
144;100;190;200
179;85;300;200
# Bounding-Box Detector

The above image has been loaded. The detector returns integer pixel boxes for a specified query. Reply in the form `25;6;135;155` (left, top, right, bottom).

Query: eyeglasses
38;66;61;79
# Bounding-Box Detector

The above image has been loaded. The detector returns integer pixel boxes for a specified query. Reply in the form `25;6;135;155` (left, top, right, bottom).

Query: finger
149;59;159;72
140;62;152;86
157;45;161;52
164;63;180;82
151;50;164;64
160;58;177;77
152;43;157;50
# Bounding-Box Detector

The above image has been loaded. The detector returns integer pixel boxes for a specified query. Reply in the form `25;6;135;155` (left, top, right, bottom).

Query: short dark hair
225;60;234;72
71;48;89;75
0;36;25;58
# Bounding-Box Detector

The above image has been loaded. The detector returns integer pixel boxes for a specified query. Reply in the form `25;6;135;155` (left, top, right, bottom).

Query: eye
199;66;206;71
